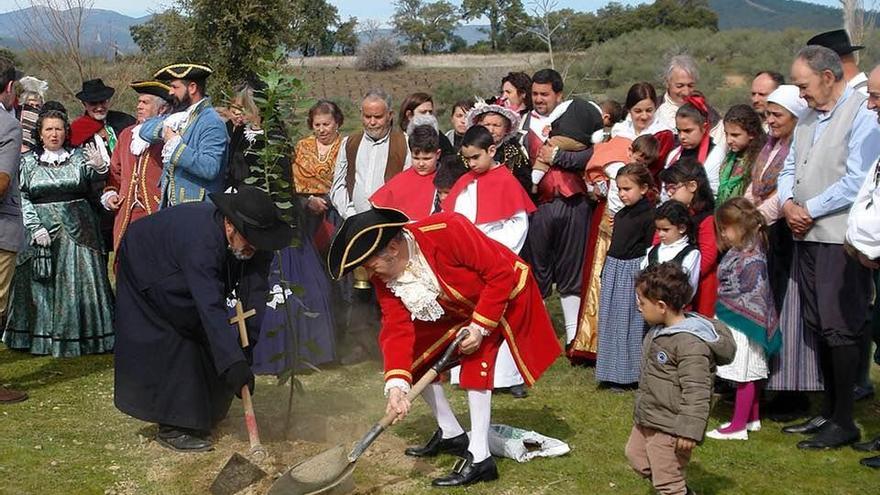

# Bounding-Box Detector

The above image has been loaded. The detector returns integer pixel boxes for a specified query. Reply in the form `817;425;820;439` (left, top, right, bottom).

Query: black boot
404;428;468;457
860;455;880;468
431;452;499;487
155;425;213;452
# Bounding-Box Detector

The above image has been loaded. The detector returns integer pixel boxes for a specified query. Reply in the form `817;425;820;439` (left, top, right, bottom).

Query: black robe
113;202;271;431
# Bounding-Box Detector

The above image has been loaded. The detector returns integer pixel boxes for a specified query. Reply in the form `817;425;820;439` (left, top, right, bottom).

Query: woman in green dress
2;109;115;357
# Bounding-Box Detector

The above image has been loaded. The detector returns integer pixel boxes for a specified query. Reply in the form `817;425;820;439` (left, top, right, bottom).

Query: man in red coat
101;81;171;253
328;207;560;487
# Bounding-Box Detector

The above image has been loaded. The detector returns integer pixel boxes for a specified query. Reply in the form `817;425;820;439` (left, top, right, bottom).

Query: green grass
1;325;879;494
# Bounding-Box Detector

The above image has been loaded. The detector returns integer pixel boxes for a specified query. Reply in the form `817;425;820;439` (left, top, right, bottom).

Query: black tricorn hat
326;207;410;280
154;63;213;82
75;78;115;102
129;80;173;103
807;29;864;56
209;186;295;251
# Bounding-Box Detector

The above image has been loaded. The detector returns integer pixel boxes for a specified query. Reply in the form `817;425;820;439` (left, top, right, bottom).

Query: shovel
209;302;270;495
267;330;469;495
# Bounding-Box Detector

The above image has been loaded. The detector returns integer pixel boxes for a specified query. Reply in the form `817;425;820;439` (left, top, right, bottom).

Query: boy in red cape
370;124;441;221
441;124;537;397
327;206;560;487
442;125;536;254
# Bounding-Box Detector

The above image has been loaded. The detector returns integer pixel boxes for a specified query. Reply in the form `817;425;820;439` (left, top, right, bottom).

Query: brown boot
0;386;28;404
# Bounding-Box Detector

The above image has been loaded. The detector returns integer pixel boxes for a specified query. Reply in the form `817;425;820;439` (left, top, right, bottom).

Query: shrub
355;37;403;72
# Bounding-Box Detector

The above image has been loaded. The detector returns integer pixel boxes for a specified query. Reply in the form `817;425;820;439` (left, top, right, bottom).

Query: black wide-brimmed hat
807;29;864;56
75;78;115;102
209;186;295;251
129;80;173;102
153;63;213;82
326;207;410;280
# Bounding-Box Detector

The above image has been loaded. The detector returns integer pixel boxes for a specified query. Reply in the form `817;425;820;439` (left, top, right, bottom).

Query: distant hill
0;1;870;56
709;0;856;31
0;7;148;55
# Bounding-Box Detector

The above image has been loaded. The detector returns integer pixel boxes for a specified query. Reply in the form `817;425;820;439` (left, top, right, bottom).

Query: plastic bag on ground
486;423;570;462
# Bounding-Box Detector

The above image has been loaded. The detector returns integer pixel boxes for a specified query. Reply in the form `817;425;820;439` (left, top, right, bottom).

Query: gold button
480;371;488;377
481;362;488;369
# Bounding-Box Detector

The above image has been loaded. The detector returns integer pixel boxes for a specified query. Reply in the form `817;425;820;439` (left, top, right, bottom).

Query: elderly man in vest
330;88;410;364
777;45;880;450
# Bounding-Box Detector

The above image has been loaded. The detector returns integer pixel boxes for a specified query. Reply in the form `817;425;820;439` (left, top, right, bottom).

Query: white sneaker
707;428;749;440
719;420;761;432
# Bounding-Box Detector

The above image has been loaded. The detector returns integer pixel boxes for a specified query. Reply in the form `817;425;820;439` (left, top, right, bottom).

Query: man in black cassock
113;186;293;452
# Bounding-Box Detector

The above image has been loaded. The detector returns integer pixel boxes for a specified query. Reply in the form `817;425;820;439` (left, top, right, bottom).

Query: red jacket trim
384;369;412;382
472;312;499;329
499;317;536;385
411;324;466;370
509;261;530;300
418;222;447;232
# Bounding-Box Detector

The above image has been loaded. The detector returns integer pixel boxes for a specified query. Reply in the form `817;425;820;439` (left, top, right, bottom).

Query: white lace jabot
385;231;444;322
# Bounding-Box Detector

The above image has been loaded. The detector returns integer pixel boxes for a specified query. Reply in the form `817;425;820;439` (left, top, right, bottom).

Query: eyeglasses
664;182;682;194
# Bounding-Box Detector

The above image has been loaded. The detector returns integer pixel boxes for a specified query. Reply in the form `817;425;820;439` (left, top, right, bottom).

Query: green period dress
2;148;115;356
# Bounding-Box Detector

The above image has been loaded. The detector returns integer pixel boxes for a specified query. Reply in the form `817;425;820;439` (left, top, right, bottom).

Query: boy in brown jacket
626;263;736;495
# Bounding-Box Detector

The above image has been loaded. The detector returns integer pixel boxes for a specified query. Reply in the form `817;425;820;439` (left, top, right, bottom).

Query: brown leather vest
344;129;407;197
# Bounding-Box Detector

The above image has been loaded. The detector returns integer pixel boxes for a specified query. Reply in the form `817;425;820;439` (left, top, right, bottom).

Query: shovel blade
268;445;355;495
210;452;268;495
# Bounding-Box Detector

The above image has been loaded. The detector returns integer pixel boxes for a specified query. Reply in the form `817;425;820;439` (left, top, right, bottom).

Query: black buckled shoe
797;422;860;450
860;455;880;468
404;429;468;458
853;435;880;452
155;425;213;453
431;452;499;487
781;415;827;435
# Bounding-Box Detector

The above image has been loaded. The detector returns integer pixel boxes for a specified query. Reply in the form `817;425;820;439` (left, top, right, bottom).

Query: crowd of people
0;27;879;494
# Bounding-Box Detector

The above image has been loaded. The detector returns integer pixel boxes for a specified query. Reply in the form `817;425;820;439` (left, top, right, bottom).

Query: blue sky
0;0;845;21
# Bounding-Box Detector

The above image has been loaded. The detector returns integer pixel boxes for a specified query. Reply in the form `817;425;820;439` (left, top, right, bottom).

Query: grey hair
796;45;844;81
362;88;392;112
406;113;439;135
664;54;699;82
152;95;171;114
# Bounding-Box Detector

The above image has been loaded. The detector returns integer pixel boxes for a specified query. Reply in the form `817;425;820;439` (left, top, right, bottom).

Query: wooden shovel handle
347;330;469;462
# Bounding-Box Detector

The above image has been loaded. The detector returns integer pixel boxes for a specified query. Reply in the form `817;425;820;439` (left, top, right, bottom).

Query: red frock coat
374;212;561;390
105;125;164;252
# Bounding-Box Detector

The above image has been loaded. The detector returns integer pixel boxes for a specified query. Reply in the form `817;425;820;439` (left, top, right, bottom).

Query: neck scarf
717;151;750;206
749;136;790;201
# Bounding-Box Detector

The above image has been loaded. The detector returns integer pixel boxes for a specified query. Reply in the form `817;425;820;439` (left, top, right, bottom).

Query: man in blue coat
139;63;228;207
113;186;293;452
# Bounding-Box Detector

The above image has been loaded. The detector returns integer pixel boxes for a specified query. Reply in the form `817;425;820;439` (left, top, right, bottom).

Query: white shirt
846;157;880;260
329;131;411;218
640;237;701;300
848;71;869;96
610;115;671;140
453;178;528;254
605;161;626;215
